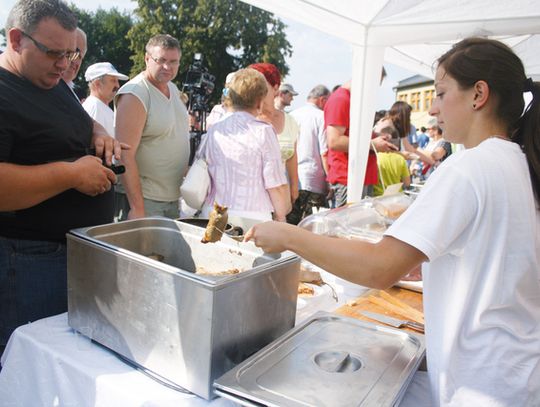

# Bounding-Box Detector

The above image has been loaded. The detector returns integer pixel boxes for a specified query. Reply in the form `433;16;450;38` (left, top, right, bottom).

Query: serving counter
0;286;431;406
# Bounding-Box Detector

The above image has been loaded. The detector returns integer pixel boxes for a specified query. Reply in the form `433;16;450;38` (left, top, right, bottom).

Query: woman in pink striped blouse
200;69;291;221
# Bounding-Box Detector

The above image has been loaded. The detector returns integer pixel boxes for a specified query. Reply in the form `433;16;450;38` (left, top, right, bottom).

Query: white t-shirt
291;102;328;194
82;95;115;137
386;138;540;406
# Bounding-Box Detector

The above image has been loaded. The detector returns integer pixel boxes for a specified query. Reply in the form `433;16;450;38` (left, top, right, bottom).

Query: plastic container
372;194;413;221
298;201;388;242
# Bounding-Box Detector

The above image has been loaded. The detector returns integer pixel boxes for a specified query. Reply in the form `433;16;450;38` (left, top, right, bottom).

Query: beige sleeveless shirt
115;73;190;201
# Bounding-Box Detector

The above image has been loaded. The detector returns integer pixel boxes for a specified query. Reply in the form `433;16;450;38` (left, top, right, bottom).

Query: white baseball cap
85;62;129;82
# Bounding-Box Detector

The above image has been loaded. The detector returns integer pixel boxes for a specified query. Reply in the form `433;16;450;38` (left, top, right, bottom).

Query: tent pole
347;44;385;203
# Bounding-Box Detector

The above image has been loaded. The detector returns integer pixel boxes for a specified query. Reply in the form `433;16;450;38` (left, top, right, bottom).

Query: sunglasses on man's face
148;55;180;68
20;31;80;62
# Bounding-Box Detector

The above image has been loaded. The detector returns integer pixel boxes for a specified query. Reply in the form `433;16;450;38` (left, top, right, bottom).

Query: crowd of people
1;0;539;405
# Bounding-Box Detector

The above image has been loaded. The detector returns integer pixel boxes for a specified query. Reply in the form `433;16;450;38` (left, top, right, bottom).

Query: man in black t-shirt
0;0;124;353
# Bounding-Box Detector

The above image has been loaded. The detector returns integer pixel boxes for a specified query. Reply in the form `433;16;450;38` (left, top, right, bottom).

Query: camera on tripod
182;53;215;114
182;53;216;164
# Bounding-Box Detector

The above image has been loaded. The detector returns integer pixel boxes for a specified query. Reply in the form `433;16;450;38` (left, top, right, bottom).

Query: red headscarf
249;62;281;87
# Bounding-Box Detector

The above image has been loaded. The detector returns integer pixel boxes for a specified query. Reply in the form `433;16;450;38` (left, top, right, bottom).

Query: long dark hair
387;101;412;139
438;37;540;204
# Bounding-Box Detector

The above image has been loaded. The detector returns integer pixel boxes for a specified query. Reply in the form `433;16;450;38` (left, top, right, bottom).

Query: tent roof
239;0;540;201
242;0;540;79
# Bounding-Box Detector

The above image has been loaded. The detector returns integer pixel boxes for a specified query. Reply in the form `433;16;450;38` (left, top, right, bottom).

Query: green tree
128;0;292;105
69;5;134;96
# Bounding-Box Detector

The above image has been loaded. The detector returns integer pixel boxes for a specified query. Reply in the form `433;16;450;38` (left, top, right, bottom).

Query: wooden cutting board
334;286;423;333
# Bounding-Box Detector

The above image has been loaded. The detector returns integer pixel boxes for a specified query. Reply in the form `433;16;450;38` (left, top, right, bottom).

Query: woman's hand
371;135;398;152
244;221;294;252
268;184;292;221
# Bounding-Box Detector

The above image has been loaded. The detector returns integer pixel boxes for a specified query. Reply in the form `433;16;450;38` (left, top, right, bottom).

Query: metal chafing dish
66;217;300;400
214;312;425;406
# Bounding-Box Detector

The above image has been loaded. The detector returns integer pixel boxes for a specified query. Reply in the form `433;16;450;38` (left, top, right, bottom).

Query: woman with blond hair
199;68;290;222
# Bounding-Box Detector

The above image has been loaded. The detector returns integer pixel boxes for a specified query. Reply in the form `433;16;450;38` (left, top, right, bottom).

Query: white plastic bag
180;158;210;210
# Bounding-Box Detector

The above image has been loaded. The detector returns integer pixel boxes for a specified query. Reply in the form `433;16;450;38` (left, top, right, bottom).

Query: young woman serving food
245;38;540;405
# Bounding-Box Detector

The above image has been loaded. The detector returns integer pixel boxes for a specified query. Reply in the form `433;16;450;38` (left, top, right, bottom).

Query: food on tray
346;299;360;307
298;263;339;302
372;194;413;221
299;264;324;285
202;202;229;243
195;266;242;276
375;202;407;219
298;282;315;296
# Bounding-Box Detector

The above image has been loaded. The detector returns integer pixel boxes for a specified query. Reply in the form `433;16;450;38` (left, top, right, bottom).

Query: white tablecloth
0;314;234;407
0;294;431;406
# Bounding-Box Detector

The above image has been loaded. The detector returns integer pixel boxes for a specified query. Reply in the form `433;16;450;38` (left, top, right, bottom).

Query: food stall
0;193;431;405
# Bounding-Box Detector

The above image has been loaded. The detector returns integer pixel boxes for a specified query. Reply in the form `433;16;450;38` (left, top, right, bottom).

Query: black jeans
0;236;67;347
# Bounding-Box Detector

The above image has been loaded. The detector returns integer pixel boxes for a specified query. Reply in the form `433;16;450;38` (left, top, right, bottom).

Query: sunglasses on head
20;30;80;62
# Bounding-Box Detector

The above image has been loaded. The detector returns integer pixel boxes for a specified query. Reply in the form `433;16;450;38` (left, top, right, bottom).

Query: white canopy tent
239;0;540;202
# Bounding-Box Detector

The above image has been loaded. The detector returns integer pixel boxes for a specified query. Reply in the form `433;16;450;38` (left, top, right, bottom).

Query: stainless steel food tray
214;312;425;406
67;217;300;400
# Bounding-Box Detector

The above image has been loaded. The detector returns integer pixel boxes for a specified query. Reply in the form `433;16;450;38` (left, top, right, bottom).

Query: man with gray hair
287;84;331;224
61;27;87;100
83;62;129;136
114;34;190;220
0;0;122;354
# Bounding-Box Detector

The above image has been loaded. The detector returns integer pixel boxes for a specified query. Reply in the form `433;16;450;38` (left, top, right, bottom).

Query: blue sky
1;0;415;110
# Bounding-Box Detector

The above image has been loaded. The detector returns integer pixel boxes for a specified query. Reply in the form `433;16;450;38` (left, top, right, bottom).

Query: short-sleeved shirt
202;111;287;216
82;95;114;137
291;102;328;194
277;113;299;162
115;73;190;202
373;152;410;196
0;67;114;241
324;87;377;186
386;138;540;405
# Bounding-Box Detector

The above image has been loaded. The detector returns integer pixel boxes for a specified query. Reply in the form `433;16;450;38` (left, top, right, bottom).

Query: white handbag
181;158;210;210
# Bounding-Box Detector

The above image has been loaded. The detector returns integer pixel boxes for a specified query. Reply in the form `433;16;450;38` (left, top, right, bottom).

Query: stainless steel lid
214;312;425;406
